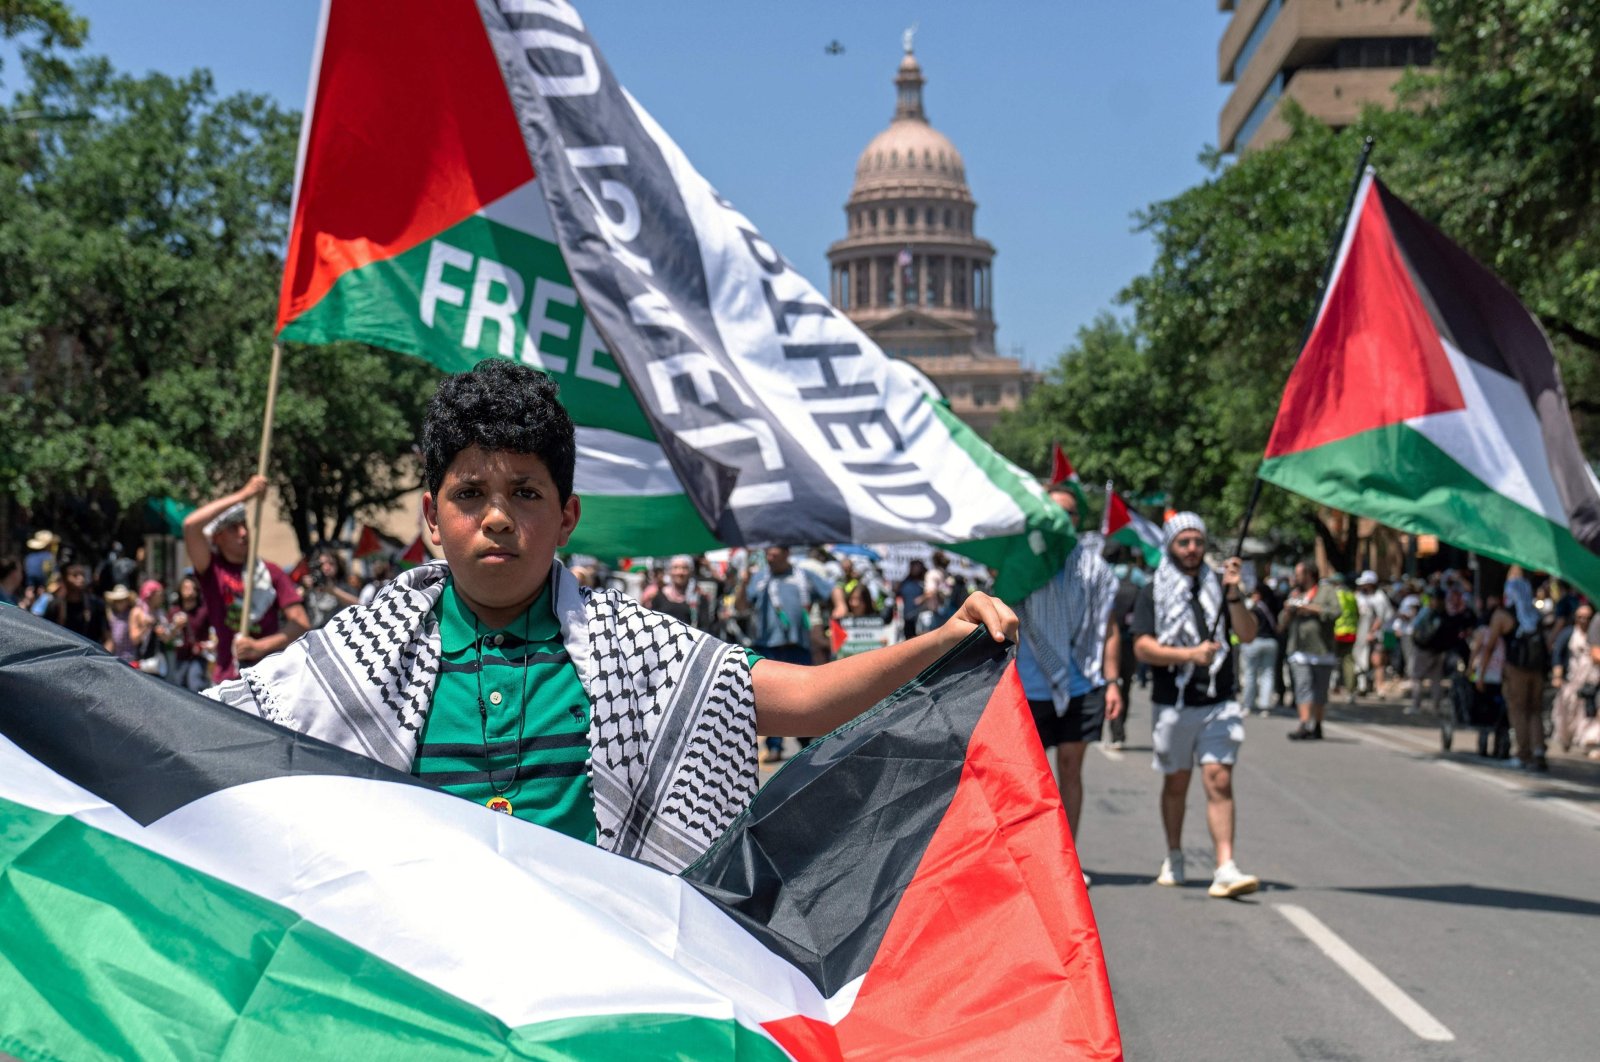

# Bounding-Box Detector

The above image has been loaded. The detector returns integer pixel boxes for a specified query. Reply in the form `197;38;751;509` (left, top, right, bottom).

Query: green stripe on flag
0;795;787;1060
1260;423;1600;599
570;493;722;565
925;402;1074;602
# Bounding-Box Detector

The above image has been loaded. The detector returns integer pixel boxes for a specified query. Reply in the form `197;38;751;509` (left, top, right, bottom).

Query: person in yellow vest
1333;576;1360;703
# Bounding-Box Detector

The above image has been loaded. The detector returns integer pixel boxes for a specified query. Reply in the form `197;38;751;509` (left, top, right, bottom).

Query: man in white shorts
1130;512;1261;899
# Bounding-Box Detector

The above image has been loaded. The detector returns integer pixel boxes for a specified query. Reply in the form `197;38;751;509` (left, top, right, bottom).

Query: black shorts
1029;686;1107;747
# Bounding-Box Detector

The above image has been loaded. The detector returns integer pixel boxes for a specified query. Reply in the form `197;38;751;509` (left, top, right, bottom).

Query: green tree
1;52;439;559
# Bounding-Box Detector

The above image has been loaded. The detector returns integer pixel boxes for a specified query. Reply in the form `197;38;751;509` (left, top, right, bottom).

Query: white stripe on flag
1408;341;1569;527
0;736;851;1034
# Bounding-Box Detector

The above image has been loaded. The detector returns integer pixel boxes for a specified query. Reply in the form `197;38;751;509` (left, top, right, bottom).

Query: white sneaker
1208;860;1260;899
1156;849;1185;886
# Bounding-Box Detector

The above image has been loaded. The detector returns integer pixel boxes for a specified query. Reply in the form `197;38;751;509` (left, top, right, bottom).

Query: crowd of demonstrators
8;492;418;693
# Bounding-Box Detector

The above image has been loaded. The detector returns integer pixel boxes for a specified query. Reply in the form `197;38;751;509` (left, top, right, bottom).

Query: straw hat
104;584;135;604
26;530;58;551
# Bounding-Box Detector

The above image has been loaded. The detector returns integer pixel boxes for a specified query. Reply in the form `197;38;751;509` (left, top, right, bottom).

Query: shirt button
492;634;505;646
489;691;503;705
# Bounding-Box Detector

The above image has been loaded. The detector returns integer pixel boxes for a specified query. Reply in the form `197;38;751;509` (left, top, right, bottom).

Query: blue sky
3;1;1231;370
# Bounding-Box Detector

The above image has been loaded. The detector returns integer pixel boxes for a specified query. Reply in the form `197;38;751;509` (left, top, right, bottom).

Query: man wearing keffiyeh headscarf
1129;512;1260;898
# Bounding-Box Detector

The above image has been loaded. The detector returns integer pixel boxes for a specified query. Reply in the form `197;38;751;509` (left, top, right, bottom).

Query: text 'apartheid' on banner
274;0;1070;594
478;0;1066;558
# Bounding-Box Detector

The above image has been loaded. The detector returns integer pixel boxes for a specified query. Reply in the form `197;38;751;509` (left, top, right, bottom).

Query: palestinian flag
0;608;1120;1058
1102;486;1163;568
276;0;1070;598
1049;442;1090;521
398;533;430;570
352;523;384;559
1261;169;1600;597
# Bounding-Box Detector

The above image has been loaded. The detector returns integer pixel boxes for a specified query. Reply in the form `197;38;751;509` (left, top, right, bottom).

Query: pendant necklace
476;608;532;815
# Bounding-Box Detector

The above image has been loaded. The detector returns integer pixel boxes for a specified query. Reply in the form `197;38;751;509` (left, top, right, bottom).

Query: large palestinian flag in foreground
1261;169;1600;597
0;609;1120;1058
276;0;1070;599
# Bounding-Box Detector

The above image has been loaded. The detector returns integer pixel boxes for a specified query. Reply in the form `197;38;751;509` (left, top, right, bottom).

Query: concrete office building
1218;0;1434;153
826;37;1033;437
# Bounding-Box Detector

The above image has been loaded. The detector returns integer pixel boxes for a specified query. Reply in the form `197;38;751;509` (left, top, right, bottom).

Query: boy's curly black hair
422;359;576;501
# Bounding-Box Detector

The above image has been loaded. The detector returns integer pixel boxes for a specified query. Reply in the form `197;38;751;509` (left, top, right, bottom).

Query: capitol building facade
826;40;1034;436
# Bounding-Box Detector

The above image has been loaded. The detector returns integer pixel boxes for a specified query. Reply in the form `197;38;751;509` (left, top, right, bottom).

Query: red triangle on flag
1102;491;1132;537
1049;442;1075;487
276;0;533;334
287;557;309;585
1265;178;1466;459
354;525;383;559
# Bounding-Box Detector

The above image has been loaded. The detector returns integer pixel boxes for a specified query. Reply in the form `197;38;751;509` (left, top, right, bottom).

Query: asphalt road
1073;687;1600;1061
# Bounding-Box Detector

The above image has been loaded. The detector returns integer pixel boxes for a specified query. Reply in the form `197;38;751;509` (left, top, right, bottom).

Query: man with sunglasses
1130;512;1260;899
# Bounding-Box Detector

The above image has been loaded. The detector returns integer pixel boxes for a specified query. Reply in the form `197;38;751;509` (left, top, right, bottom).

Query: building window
870;208;878;229
927;257;943;306
837;265;850;310
890;150;899;167
973;385;1000;407
886;207;897;228
856;263;871;308
879;256;896;306
952;256;968;307
943;208;952;229
1234;73;1285;151
1229;0;1283;82
1327;36;1437;69
925;207;935;228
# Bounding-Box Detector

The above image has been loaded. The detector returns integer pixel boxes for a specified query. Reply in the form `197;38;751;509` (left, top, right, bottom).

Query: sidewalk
1262;682;1600;794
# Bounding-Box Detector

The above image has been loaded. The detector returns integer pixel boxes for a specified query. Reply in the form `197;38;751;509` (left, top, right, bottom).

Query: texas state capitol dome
826;40;1034;436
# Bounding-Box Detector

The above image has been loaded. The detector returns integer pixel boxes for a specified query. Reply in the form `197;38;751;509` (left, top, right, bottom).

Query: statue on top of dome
902;24;916;55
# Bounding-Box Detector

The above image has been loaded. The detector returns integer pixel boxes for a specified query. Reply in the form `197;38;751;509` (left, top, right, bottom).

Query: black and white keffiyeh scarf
205;559;757;873
1152;512;1228;700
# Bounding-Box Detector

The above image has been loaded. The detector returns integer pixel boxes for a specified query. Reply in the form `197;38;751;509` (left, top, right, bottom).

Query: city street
1076;687;1600;1061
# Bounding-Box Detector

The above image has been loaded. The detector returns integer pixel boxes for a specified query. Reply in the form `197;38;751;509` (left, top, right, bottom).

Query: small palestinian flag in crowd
398;534;430;570
286;556;310;584
1260;169;1600;598
1049;442;1090;523
1102;485;1163;568
0;608;1120;1058
352;524;384;559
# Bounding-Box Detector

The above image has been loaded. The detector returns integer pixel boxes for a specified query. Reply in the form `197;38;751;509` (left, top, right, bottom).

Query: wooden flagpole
238;342;284;636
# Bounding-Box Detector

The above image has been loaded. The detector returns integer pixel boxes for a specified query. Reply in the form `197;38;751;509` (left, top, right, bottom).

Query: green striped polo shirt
413;576;595;841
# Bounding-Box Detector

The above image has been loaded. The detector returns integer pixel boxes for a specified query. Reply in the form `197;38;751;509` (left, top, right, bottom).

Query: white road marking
1333;722;1600;827
1275;904;1455;1043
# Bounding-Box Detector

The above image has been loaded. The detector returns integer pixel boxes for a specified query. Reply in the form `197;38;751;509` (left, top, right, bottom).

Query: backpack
1411;606;1443;650
1506;623;1550;672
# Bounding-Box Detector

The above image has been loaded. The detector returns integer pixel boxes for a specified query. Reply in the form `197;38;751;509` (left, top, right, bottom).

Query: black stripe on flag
0;608;427;825
682;629;1012;996
1377;179;1600;550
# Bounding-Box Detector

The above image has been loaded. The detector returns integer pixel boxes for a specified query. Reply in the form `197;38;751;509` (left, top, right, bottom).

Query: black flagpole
1228;135;1376;565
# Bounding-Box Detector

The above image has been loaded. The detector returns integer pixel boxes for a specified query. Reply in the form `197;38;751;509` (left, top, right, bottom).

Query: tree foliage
1;52;439;558
994;0;1600;564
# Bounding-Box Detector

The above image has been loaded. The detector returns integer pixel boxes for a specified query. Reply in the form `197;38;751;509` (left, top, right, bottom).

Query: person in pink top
181;476;310;683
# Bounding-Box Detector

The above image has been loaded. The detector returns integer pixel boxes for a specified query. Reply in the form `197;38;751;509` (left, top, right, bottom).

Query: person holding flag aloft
1131;512;1260;898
